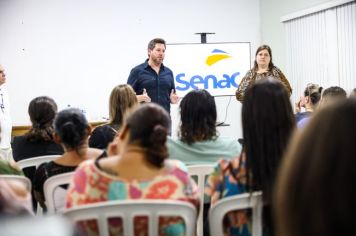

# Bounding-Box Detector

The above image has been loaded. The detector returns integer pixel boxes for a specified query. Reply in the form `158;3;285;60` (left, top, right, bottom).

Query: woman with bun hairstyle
33;108;105;210
66;103;199;236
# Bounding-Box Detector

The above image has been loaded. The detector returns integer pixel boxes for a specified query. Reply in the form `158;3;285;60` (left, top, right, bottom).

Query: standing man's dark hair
148;38;166;50
127;38;179;115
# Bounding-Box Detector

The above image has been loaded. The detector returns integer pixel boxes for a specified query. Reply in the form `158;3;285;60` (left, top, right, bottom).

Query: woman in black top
12;96;64;180
89;84;137;149
33;108;105;210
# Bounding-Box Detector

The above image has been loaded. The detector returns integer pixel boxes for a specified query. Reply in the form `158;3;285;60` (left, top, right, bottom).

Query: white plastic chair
0;174;32;191
44;172;74;214
16;155;61;215
63;199;197;236
209;191;263;236
187;164;214;236
16;155;61;169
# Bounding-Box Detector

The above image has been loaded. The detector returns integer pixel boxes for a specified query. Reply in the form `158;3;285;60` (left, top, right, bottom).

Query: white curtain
284;1;356;102
337;2;356;90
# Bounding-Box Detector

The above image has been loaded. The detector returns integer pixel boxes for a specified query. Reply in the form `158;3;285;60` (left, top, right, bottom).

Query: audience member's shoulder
77;159;96;170
166;136;180;146
12;135;26;146
216;136;242;152
92;124;111;132
164;159;188;173
216;158;231;169
216;136;239;145
272;65;283;72
297;117;310;129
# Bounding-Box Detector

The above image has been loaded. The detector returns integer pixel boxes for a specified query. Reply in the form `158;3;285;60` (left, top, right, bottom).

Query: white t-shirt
0;85;12;149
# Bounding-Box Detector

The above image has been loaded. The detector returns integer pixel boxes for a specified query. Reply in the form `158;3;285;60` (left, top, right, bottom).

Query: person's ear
53;133;61;144
119;124;129;141
147;49;152;58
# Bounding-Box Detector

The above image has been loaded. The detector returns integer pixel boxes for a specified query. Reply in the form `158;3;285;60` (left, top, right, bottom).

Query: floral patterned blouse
66;159;199;236
236;66;292;102
205;154;251;236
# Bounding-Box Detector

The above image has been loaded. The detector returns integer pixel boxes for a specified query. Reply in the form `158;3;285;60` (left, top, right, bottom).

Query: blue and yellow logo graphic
205;49;232;66
175;48;239;91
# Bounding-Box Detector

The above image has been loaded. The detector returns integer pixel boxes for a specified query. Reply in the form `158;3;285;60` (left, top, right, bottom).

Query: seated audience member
205;79;295;236
295;83;322;123
33;108;105;210
275;98;356;236
66;103;199;236
298;86;347;128
0;179;33;216
12;96;64;181
319;86;347;106
89;84;137;150
167;89;242;164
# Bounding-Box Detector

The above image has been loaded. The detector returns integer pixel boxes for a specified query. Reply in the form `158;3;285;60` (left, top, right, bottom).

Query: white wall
0;0;261;139
260;0;334;72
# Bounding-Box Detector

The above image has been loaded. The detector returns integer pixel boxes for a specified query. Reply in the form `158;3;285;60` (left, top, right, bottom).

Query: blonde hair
109;84;138;127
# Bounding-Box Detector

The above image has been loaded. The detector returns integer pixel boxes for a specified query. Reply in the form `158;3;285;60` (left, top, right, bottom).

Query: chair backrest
63;199;197;236
16;155;61;169
209;191;263;236
44;172;74;214
16;155;62;215
0;174;32;191
187;164;214;236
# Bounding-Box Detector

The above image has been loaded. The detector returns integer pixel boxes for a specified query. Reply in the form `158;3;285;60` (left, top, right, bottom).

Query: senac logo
176;49;240;91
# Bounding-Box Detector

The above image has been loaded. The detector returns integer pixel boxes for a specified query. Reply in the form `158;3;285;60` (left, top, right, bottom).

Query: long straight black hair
242;78;295;202
242;78;295;234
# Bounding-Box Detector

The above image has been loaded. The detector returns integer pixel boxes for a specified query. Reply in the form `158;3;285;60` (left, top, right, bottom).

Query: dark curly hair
25;96;58;142
178;89;217;145
126;103;170;168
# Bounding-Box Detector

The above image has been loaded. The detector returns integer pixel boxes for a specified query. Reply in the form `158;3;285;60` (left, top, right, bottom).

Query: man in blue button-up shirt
127;38;179;114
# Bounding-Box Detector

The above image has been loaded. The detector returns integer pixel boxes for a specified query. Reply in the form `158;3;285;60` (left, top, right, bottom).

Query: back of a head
179;89;217;144
126;103;170;168
242;78;295;200
304;83;323;106
54;108;88;150
276;98;356;236
25;96;58;142
320;86;347;107
109;84;137;127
